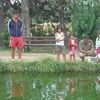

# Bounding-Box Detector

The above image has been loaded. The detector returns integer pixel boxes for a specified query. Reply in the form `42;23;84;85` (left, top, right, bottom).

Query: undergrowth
0;58;100;73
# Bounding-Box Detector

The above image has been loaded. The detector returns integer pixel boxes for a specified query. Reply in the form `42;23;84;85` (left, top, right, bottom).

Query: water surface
0;72;100;100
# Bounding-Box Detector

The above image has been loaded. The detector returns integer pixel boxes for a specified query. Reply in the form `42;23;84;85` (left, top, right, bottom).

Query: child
8;10;23;61
95;33;100;62
68;34;77;61
55;26;66;62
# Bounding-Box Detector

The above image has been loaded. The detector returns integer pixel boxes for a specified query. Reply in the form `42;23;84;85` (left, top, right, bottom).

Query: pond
0;72;100;100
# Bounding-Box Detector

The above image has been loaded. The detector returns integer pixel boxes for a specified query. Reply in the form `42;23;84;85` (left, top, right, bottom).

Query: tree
29;0;68;30
68;0;100;40
0;0;10;47
2;0;100;40
21;0;30;36
0;0;7;32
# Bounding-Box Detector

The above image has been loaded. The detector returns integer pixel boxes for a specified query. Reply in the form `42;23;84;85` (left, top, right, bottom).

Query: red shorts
9;36;23;48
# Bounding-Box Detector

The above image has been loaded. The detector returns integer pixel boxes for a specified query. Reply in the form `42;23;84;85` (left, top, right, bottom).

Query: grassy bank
0;58;100;73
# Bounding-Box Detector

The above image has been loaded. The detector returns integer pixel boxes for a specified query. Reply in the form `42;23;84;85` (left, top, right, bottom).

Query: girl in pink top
68;34;77;61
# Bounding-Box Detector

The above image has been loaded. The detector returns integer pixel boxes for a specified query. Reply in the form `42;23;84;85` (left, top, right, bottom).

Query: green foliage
1;0;100;46
70;0;94;37
69;0;100;40
29;0;62;23
1;27;9;48
30;24;52;36
0;58;100;73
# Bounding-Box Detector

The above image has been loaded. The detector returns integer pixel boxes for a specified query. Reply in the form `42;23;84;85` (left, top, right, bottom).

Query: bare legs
11;47;15;59
17;47;22;60
11;47;23;61
69;55;75;62
57;53;66;62
78;53;85;61
56;46;66;62
57;53;60;61
79;52;96;61
63;53;66;62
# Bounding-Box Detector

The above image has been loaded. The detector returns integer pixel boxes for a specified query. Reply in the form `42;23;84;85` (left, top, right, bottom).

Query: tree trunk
21;0;30;37
0;12;4;33
59;0;65;31
0;7;5;47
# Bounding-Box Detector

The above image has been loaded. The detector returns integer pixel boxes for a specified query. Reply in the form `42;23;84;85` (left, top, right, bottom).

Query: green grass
0;58;100;73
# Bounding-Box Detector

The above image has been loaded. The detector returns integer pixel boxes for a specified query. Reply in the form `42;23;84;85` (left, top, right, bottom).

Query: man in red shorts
8;10;23;61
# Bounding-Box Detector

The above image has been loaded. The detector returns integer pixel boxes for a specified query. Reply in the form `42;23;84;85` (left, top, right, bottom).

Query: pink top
68;38;77;51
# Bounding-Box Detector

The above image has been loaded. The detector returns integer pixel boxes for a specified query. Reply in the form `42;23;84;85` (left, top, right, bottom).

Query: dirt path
0;51;56;62
0;51;79;62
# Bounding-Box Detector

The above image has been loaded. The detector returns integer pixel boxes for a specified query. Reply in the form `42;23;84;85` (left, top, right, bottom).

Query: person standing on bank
68;34;77;61
7;10;23;61
95;32;100;62
55;26;66;62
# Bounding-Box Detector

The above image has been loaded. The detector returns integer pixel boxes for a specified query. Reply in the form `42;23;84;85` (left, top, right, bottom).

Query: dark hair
69;33;74;36
56;25;63;32
97;32;100;35
12;10;20;15
84;35;90;39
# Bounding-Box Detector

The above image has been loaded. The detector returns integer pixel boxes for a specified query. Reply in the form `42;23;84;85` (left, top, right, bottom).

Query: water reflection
32;80;43;90
3;73;100;100
5;80;12;99
11;80;24;97
41;83;56;100
95;76;100;93
35;78;76;100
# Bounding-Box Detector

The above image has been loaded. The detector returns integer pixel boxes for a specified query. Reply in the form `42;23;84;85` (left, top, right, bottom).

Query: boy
8;10;23;61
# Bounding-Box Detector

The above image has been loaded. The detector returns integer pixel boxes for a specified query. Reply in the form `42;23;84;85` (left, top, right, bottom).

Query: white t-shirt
96;37;100;49
55;32;64;46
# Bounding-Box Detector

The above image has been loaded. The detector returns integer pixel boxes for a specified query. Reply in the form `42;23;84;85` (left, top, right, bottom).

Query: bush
1;27;9;48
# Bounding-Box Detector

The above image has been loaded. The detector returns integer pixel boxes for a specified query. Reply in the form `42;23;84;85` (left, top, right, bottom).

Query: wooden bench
23;36;56;52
